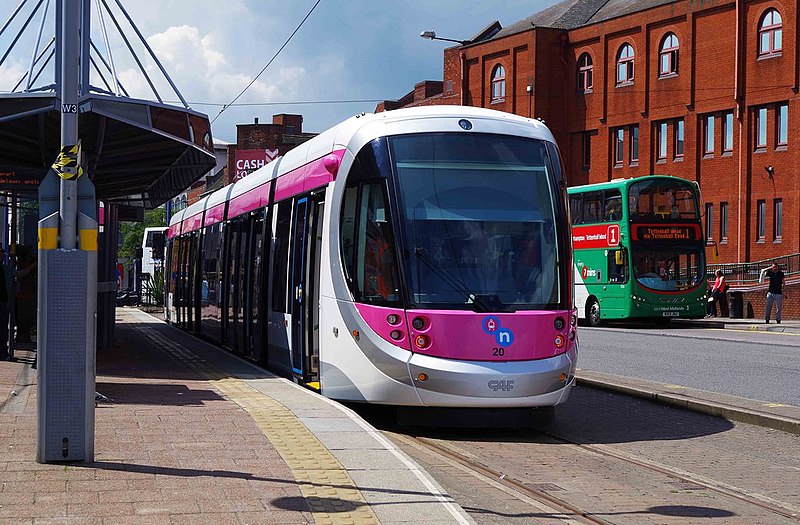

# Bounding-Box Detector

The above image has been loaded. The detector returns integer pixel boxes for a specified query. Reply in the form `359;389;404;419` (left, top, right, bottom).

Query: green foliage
118;207;166;263
150;266;165;306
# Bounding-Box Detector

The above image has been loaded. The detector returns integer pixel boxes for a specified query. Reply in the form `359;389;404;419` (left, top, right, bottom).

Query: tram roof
0;93;216;208
167;105;555;233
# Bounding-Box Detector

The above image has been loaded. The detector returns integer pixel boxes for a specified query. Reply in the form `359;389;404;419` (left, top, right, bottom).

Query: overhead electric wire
211;0;322;124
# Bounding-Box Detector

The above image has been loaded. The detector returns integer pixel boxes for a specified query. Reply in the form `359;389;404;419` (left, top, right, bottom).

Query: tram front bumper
407;346;577;408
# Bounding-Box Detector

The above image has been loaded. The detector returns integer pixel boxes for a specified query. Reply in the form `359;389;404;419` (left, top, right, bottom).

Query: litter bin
729;290;743;318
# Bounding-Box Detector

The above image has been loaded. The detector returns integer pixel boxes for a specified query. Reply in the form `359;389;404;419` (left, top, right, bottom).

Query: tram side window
271;201;292;313
341;186;358;286
168;237;180;296
340;181;400;306
359;183;399;304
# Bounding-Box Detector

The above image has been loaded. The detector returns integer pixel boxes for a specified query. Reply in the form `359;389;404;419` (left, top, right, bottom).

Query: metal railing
707;253;800;285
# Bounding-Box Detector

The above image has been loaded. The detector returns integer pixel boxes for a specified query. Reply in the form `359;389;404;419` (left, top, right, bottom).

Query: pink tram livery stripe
229;181;271;219
203;202;226;227
274;150;345;202
183;212;203;233
356;304;575;362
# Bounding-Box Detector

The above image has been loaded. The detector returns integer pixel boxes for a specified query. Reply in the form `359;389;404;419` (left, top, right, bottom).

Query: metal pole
59;0;78;250
37;0;97;463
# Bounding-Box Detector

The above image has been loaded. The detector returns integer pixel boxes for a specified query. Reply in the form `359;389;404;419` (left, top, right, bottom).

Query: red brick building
177;114;317;209
382;0;799;265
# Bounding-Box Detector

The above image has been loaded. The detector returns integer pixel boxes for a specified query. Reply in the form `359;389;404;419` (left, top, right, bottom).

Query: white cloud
0;61;31;92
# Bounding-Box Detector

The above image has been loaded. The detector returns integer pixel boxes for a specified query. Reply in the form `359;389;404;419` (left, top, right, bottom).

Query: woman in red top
707;269;729;317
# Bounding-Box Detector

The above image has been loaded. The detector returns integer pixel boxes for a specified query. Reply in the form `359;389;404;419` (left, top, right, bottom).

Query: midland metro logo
482;316;514;346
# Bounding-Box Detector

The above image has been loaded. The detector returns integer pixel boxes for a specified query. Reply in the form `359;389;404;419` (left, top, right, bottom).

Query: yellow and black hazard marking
52;143;83;180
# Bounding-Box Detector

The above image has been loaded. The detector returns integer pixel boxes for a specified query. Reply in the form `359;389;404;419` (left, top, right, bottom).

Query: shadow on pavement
94;381;224;406
374;384;734;445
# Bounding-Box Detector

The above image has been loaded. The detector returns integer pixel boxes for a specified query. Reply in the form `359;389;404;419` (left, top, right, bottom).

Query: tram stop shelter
0;92;216;354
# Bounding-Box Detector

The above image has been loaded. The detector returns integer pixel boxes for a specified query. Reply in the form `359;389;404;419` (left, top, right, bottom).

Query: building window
774;199;783;241
704;115;715;156
659;33;679;76
723;112;734;153
705;203;714;240
613;128;624;167
675;119;684;159
777;103;788;147
757;200;766;241
657;121;668;161
616;44;634;85
490;65;506;102
630;125;639;164
758;9;783;57
720;202;729;242
578;53;593;92
756;107;767;149
582;132;592;169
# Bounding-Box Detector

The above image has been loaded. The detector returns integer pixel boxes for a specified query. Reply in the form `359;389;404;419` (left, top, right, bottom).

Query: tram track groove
539;429;800;521
386;431;613;525
385;425;799;524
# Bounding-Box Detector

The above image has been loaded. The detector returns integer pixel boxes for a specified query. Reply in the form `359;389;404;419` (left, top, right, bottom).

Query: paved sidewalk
0;308;473;525
673;316;800;334
577;316;800;435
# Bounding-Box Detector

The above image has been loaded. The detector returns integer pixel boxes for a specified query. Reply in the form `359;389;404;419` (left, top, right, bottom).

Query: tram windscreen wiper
414;247;494;312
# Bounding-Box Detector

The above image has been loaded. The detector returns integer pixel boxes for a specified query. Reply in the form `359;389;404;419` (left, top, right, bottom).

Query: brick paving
0;309;473;525
0;323;312;524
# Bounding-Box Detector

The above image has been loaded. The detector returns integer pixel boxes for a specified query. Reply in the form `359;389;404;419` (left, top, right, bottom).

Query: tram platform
0;308;474;525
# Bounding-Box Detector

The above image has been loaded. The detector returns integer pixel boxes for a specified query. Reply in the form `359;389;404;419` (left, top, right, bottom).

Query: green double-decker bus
568;175;707;326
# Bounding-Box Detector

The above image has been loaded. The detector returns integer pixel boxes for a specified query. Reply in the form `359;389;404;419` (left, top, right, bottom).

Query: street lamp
419;30;470;45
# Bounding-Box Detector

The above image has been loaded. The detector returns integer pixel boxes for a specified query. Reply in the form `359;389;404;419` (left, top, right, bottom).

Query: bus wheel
588;299;602;327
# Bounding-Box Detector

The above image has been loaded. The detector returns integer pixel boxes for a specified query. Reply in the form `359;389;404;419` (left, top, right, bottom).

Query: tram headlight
554;317;565;331
414;335;431;349
386;314;400;325
568;330;576;341
412;317;426;330
554;334;565;349
390;330;403;341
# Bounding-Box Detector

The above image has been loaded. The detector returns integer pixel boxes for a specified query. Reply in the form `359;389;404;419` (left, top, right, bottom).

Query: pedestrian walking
707;269;729;317
759;262;785;323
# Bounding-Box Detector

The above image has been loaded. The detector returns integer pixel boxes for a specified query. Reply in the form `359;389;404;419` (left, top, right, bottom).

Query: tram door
289;193;324;384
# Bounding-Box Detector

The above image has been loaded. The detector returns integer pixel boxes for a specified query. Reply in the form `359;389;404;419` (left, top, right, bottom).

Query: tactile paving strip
136;325;380;525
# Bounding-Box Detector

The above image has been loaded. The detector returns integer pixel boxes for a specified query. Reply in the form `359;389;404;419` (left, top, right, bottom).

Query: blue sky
0;0;557;142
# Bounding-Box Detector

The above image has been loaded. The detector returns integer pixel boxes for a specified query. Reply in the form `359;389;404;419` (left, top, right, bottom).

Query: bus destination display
632;224;701;241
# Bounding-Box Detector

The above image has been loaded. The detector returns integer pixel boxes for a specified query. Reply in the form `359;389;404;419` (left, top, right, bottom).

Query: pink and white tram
166;106;577;408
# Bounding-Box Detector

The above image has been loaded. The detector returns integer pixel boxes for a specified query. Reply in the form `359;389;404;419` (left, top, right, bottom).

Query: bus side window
607;249;627;283
604;190;622;221
583;191;603;223
569;195;583;224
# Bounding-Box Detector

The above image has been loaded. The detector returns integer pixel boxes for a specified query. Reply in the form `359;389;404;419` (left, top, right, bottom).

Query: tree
118;207;166;263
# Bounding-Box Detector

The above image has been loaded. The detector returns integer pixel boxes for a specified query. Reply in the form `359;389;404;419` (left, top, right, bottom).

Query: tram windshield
390;133;562;311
